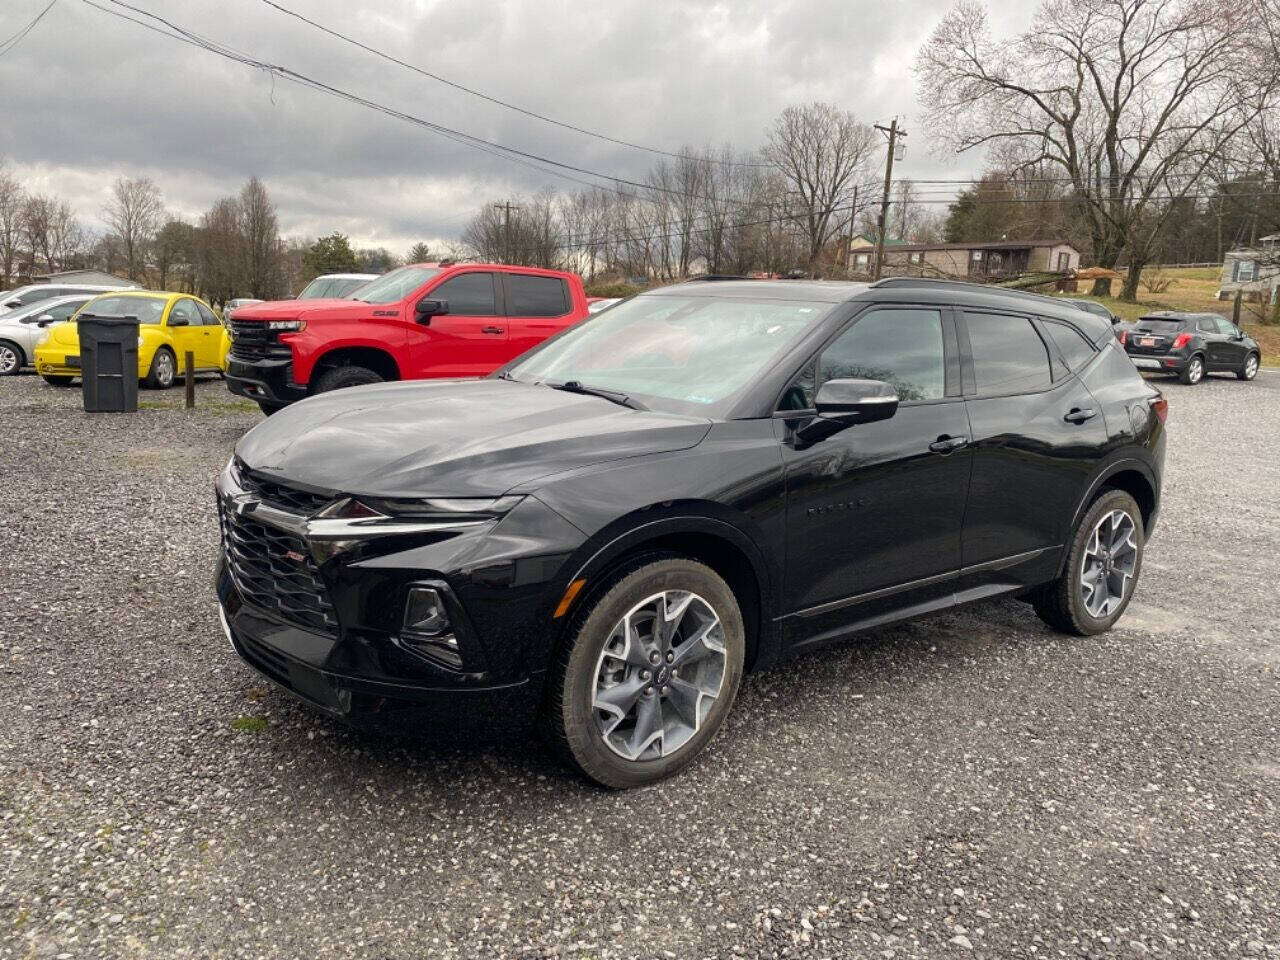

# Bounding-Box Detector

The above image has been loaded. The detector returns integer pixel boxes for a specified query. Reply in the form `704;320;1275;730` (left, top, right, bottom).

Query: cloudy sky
1;0;1035;254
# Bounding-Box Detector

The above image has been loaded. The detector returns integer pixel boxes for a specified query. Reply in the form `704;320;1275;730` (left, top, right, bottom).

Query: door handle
482;325;505;335
1063;407;1097;424
929;435;968;454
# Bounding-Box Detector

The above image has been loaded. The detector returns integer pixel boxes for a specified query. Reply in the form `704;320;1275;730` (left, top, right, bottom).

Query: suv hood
235;379;712;498
232;299;372;322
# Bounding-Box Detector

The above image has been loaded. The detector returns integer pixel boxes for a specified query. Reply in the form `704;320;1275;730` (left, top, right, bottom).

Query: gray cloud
1;0;1035;253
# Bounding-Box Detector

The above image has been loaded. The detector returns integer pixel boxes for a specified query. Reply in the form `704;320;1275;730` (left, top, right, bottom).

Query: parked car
1066;298;1134;340
296;273;378;300
0;281;137;316
1122;310;1260;384
0;294;93;375
216;276;1166;788
33;291;230;388
587;297;622;314
225;262;591;414
222;298;263;320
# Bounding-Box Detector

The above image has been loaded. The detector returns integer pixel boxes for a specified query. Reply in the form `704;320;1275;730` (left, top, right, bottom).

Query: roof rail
683;274;752;282
871;275;1069;307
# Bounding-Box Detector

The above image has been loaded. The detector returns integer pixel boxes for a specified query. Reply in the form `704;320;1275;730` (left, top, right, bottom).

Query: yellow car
34;291;231;389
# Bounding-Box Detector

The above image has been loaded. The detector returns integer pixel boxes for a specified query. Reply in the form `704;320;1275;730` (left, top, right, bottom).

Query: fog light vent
401;586;461;667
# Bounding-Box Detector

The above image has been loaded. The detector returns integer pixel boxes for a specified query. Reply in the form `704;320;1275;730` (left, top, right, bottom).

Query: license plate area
66;355;81;368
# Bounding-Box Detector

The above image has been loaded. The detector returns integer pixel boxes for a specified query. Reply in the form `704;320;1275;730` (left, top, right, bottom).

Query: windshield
352;266;442;304
82;295;167;325
1135;318;1185;332
506;294;831;415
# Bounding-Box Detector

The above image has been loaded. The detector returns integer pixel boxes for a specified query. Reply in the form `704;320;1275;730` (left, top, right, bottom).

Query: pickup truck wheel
312;364;383;394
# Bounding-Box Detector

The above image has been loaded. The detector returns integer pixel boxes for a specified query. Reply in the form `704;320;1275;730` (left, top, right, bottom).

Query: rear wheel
0;341;23;375
1237;352;1260;381
544;556;745;789
42;375;76;387
1179;353;1204;385
144;347;176;389
1033;489;1143;636
311;364;383;394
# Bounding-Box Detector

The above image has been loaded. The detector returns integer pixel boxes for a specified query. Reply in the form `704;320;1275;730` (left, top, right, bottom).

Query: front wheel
144;348;176;390
1237;352;1260;381
311;364;383;394
1179;353;1204;385
1033;489;1144;636
544;557;745;789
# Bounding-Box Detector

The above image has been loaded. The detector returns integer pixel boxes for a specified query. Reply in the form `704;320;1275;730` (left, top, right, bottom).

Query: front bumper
224;355;308;405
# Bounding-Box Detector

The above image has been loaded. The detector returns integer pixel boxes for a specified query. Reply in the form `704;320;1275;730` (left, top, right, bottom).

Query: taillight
1148;395;1168;424
1118;330;1128;345
1171;333;1192;349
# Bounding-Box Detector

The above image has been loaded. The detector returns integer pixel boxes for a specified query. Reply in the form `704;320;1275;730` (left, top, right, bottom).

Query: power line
258;0;771;170
0;0;57;59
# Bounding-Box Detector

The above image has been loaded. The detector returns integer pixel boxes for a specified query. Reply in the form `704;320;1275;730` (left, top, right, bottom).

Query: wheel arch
0;337;26;367
311;345;401;383
1061;459;1158;574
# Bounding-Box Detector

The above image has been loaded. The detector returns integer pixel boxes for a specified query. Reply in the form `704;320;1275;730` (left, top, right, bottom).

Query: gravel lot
2;370;1278;960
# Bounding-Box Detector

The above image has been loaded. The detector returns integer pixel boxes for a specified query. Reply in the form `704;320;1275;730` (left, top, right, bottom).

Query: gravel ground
1;370;1278;960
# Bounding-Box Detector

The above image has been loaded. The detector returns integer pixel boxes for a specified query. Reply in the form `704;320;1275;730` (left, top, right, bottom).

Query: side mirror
414;298;448;324
168;316;188;327
23;313;54;325
1110;316;1120;325
796;379;899;445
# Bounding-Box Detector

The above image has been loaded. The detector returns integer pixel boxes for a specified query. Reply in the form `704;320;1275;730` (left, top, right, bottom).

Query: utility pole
493;200;519;263
872;118;906;282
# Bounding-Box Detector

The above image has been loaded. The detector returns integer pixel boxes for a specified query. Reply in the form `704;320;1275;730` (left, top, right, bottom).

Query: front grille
229;321;292;360
219;501;337;635
238;467;334;515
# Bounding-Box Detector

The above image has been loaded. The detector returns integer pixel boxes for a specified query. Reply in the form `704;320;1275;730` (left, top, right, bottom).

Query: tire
1033;489;1144;636
144;347;176;390
1237;352;1260;381
1178;353;1204;385
257;400;288;416
42;375;76;387
543;556;745;789
311;364;384;394
0;340;23;376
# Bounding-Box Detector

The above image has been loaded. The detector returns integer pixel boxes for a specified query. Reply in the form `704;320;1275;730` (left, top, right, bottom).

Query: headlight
137;336;145;346
363;495;524;520
35;331;50;347
266;320;305;332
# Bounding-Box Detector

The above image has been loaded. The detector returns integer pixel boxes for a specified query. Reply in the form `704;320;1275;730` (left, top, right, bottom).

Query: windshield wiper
547;380;646;410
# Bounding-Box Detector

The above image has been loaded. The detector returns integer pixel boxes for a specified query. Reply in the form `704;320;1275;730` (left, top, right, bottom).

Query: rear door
502;272;577;360
958;309;1109;593
407;270;506;378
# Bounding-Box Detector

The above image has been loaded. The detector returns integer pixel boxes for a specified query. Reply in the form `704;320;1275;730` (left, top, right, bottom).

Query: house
1218;237;1280;303
32;268;133;287
842;234;906;272
850;239;1081;279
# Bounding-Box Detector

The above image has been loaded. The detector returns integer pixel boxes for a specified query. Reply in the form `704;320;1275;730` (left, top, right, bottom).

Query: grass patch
231;715;269;733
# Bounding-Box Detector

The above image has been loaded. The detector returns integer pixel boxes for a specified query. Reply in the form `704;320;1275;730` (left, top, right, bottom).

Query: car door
502;272;576;360
958;309;1109;594
1211;315;1247;368
193;301;224;368
1195;315;1230;370
780;305;970;643
165;298;203;368
407;270;506;378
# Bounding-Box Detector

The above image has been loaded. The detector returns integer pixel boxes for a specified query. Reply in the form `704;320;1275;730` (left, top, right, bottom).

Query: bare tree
0;166;24;286
764;103;877;275
154;219;196;290
918;0;1279;298
102;176;164;282
239;177;284;298
22;195;57;272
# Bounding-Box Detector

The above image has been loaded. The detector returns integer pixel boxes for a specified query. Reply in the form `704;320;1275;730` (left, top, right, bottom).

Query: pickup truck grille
229;321;292;360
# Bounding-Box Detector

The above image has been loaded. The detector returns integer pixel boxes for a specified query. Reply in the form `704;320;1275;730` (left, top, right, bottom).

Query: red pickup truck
224;262;590;413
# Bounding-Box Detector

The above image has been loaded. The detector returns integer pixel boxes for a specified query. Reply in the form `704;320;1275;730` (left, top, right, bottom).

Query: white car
0;294;93;375
587;298;622;314
223;298;264;319
296;273;377;300
0;282;137;316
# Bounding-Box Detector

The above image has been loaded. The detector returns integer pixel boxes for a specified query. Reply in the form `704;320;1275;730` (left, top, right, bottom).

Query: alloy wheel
1187;357;1203;383
0;345;17;374
592;590;727;762
156;352;174;386
1244;354;1259;380
1079;509;1138;619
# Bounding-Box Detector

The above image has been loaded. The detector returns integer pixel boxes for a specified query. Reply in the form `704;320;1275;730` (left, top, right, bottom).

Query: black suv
216;278;1166;788
1123;310;1261;384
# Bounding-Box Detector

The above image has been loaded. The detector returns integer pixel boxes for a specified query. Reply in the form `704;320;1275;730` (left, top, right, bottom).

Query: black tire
1237;352;1260;381
144;347;177;390
42;375;76;387
1033;489;1144;636
1178;353;1205;385
543;556;745;789
311;364;384;394
0;340;23;376
257;400;288;416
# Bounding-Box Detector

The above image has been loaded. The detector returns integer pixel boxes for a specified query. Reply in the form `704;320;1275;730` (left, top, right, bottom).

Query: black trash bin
77;313;139;413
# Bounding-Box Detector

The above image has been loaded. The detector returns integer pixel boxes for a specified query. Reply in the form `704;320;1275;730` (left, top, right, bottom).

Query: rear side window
506;274;569;317
1043;319;1096;373
965;312;1052;395
433;272;497;316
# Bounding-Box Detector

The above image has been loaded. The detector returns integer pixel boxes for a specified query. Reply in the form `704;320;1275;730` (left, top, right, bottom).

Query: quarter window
432;272;497;316
788;308;946;407
1043;319;1096;373
506;274;568;317
965;312;1052;395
